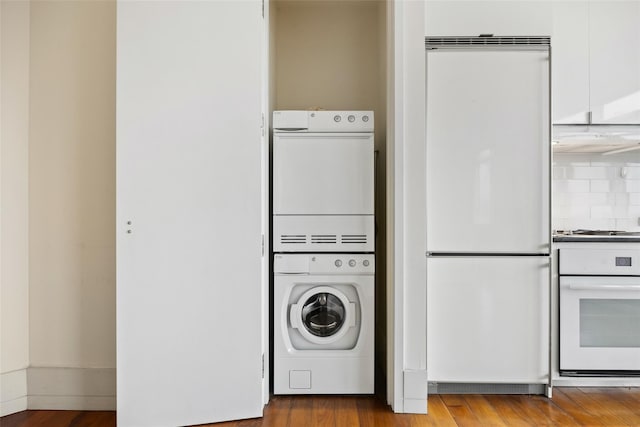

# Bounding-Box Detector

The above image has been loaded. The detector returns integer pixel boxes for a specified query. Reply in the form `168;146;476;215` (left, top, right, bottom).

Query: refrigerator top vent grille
425;36;551;49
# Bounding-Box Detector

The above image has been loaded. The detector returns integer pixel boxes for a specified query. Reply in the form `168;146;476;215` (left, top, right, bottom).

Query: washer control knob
334;115;341;122
348;115;356;123
363;260;370;267
335;259;342;267
362;115;369;122
348;259;356;267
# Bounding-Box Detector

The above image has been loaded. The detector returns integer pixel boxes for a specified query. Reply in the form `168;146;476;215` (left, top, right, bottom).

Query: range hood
552;124;640;154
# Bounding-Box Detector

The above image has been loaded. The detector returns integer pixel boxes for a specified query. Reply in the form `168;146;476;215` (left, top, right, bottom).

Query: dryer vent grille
341;234;367;244
281;235;306;245
311;234;337;244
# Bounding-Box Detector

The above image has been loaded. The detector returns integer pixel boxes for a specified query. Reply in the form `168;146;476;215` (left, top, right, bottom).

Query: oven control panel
560;248;640;276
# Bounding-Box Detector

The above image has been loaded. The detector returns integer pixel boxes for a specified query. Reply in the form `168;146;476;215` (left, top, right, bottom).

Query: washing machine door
290;286;356;345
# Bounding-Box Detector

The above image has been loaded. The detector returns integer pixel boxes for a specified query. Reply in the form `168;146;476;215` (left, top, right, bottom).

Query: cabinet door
116;2;265;426
427;257;550;383
589;1;640;124
426;49;550;254
552;1;590;124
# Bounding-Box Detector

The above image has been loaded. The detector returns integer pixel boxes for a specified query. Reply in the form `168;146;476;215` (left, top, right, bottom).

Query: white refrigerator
425;38;551;388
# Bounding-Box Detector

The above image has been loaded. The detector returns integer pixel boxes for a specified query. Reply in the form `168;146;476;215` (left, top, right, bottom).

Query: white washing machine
273;253;374;394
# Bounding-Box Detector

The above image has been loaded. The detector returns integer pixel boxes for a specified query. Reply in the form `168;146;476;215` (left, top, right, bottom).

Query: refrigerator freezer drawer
427;257;550;383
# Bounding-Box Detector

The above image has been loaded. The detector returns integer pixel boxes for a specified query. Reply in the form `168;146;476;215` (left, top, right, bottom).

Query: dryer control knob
335;259;342;267
348;115;356;123
348;259;356;267
362;115;369;122
334;115;341;122
363;260;370;267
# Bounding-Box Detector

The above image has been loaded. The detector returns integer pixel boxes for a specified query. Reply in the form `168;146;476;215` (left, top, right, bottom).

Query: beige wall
1;0;31;374
273;0;388;390
29;0;116;369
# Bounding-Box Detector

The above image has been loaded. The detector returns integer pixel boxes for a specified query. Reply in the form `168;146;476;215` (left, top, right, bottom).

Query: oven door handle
568;283;640;291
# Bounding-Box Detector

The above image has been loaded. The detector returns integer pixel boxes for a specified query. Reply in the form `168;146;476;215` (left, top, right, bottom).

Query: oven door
560;275;640;373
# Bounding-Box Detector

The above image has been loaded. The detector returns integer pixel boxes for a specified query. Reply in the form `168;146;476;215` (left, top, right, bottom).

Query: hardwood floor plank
4;388;640;427
439;394;466;407
571;388;640;426
421;395;457;427
483;395;535;426
355;396;377;427
68;411;116;427
440;394;482;427
335;396;359;427
589;387;640;415
260;396;292;427
525;395;580;426
309;396;336;427
286;395;313;427
462;395;507;426
505;395;559;426
0;410;38;427
552;387;614;426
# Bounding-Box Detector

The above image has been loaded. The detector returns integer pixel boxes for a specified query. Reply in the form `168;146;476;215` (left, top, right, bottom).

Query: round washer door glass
300;292;345;337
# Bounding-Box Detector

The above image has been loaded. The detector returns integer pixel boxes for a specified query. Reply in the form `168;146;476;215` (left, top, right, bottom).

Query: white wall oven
560;248;640;376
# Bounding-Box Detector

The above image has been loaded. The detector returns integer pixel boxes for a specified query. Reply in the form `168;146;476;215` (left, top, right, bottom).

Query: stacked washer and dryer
272;110;375;394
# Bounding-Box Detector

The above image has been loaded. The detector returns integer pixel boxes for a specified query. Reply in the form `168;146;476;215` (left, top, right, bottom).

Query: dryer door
290;286;356;345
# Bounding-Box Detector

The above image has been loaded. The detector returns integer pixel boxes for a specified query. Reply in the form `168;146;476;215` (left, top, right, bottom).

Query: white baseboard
0;369;28;416
403;398;427;414
401;369;428;414
27;367;116;411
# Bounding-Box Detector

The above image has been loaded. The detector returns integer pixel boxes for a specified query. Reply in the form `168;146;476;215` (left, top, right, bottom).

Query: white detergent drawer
427;257;550;383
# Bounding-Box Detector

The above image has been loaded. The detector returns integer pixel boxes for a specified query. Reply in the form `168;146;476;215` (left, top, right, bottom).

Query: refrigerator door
426;49;550;254
427;257;550;383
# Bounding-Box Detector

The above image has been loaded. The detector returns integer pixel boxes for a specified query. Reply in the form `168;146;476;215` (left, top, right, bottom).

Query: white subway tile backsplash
589;193;610;205
568;193;590;206
611;180;627;192
629;205;640;218
626;180;640;192
570;166;608;180
590;180;610;193
616;218;640;230
624;167;640;179
613;205;630;219
567;180;590;193
553;167;566;180
614;193;629;206
570;218;616;230
553;152;640;232
591;206;613;219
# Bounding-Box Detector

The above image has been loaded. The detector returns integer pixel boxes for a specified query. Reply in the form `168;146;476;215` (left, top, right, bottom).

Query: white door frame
387;0;428;414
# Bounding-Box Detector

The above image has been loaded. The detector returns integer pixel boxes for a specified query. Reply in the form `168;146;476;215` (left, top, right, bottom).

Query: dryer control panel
273;110;374;133
274;254;375;275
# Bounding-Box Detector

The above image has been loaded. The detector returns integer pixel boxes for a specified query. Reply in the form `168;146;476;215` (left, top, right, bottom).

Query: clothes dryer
272;110;375;253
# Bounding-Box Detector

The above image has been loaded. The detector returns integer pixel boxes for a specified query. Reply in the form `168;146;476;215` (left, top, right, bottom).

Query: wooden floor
2;388;640;426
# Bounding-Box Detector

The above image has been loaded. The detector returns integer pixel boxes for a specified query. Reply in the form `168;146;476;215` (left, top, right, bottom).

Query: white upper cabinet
553;1;640;124
551;2;590;124
589;1;640;124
